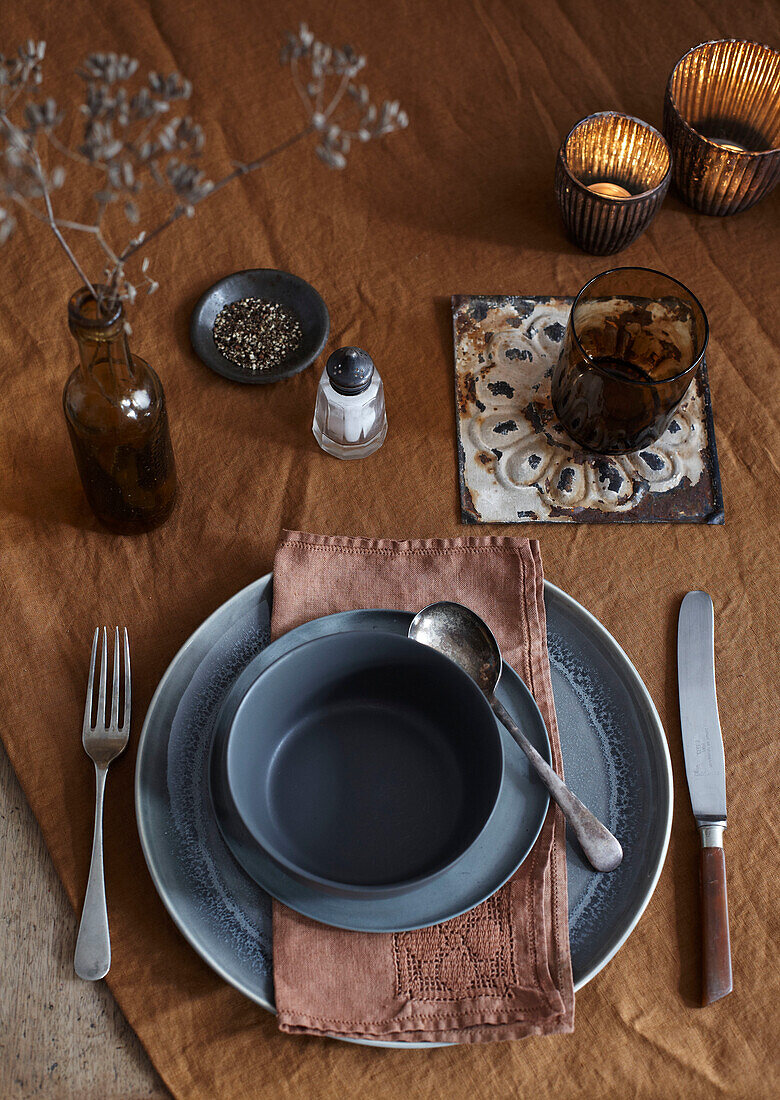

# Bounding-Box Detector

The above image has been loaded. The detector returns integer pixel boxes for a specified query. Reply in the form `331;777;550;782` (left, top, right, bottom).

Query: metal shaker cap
326;346;375;395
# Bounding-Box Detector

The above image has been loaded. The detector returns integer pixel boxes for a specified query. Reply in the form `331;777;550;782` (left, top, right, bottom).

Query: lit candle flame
709;137;747;152
587;181;632;199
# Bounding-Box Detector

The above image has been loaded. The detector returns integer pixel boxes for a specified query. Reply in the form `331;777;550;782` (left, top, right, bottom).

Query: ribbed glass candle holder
554;113;671;255
664;39;780;215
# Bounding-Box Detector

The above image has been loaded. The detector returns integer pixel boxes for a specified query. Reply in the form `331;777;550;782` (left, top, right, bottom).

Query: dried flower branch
0;26;407;315
280;24;407;169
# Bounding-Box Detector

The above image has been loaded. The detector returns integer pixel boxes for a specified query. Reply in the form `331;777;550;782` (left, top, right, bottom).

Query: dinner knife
677;590;732;1005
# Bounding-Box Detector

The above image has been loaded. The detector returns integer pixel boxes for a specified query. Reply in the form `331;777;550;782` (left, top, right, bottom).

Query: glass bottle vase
63;286;177;534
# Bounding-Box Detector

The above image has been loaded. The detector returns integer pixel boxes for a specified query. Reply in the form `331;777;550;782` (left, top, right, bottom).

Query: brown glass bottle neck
68;287;127;350
72;323;132;371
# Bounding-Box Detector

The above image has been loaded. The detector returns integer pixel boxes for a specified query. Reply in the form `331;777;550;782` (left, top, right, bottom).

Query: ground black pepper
213;297;303;371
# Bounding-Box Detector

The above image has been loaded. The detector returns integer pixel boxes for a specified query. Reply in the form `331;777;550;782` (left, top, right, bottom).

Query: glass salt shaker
312;346;387;459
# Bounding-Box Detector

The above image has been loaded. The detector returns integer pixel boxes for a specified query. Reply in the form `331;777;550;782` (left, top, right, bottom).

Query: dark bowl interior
190;268;330;384
212;631;504;896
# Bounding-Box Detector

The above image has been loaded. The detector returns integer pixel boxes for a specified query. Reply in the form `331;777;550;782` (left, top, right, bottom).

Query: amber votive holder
664;39;780;215
554;112;671;254
551;267;708;455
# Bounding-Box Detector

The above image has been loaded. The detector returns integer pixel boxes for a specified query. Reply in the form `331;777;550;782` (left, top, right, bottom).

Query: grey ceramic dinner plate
135;575;673;1049
207;618;549;930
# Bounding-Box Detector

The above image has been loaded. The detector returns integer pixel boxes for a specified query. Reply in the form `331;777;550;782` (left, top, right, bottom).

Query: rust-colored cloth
270;531;573;1042
0;0;779;1097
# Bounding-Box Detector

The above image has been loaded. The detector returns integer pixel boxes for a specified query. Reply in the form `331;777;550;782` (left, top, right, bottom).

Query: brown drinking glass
551;268;708;455
63;287;177;533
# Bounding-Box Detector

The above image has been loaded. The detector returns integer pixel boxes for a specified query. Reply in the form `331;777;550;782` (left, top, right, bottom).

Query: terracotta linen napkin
269;531;574;1043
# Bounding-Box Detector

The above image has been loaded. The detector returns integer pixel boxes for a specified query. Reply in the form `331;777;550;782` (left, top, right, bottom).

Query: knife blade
677;590;732;1005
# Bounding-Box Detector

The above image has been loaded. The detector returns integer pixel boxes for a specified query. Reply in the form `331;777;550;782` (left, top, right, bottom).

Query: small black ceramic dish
211;631;504;898
190;268;330;384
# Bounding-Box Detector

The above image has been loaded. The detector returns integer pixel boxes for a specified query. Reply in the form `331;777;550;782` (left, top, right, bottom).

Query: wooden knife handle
700;845;732;1005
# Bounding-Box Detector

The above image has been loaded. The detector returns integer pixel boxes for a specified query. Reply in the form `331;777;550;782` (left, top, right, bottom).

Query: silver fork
74;627;131;981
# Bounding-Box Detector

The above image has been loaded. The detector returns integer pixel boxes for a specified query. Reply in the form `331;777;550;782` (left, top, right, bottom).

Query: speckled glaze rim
569;265;709;387
134;573;673;1042
558;112;672;203
547;581;672;989
666;39;780;157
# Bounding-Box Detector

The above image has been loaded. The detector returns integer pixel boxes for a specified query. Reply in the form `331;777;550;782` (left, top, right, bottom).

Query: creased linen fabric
270;532;574;1042
0;0;778;1096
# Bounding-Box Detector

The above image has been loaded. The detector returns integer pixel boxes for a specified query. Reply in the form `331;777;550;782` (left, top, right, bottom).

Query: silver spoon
408;601;623;873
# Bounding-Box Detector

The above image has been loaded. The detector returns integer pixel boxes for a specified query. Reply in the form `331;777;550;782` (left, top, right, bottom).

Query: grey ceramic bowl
190;268;329;384
210;631;504;899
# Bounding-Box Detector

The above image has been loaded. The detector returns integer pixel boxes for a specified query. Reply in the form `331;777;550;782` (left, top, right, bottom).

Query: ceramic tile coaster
452;295;724;525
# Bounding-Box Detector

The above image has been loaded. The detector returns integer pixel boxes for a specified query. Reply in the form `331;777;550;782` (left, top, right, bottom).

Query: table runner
0;0;778;1097
270;532;573;1042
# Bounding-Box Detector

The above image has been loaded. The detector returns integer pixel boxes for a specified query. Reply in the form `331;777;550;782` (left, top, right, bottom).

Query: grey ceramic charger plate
207;619;550;930
190;269;329;384
135;575;673;1049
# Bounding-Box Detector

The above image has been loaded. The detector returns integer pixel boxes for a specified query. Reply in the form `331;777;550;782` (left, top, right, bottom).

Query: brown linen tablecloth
0;0;778;1097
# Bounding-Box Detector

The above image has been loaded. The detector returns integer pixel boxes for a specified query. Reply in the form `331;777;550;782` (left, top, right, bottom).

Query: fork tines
83;627;131;735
